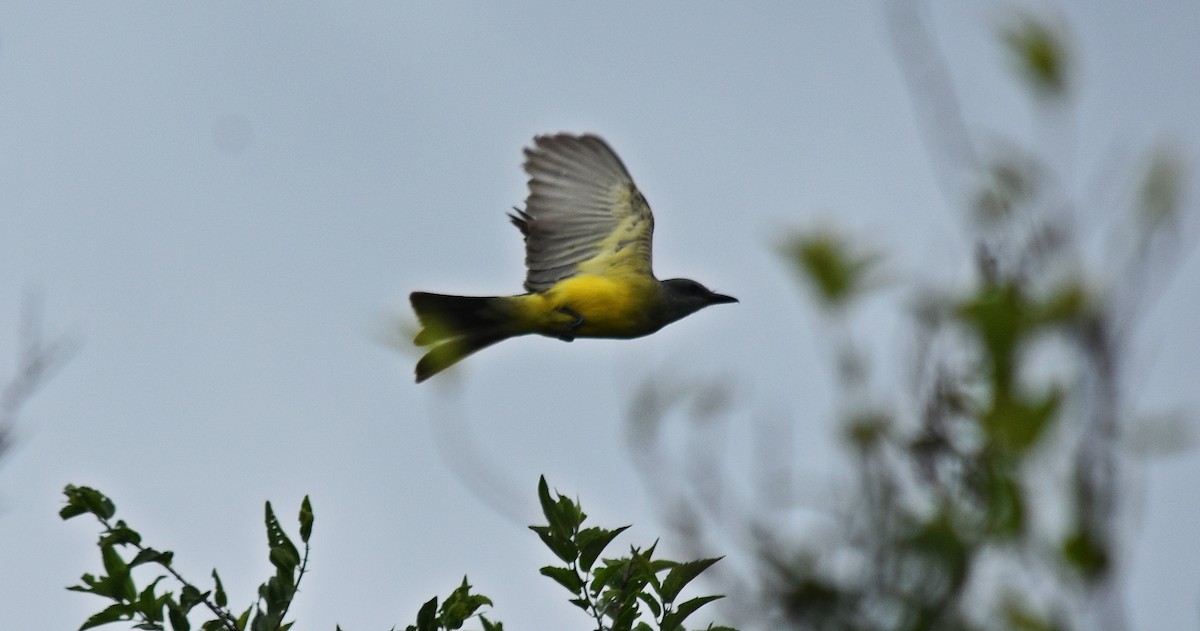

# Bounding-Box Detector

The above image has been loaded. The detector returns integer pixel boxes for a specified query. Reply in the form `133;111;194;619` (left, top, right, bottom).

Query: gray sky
2;3;1198;630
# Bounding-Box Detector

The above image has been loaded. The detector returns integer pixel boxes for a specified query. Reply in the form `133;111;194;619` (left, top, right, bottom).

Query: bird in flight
410;133;736;382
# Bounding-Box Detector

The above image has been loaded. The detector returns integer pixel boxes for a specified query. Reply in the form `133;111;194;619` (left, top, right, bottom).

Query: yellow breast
518;274;663;339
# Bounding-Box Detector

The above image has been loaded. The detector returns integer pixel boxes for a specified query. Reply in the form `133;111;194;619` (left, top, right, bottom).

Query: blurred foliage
781;231;880;309
1138;146;1185;229
1003;13;1070;99
973;152;1038;224
0;293;77;466
628;8;1192;631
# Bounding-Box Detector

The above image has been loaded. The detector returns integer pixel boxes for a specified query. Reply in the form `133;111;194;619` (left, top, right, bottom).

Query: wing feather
516;134;655;293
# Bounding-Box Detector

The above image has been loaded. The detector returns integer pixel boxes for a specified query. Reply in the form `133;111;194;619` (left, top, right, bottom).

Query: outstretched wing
510;133;655;293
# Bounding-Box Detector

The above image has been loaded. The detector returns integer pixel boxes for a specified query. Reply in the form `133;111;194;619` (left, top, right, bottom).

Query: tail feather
410;292;513;382
411;292;499;345
414;329;508;383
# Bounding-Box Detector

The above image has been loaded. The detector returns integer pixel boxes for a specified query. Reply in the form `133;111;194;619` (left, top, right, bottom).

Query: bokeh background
2;3;1198;630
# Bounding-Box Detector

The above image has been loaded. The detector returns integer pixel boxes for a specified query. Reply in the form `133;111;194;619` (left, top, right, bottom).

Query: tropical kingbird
410;133;736;382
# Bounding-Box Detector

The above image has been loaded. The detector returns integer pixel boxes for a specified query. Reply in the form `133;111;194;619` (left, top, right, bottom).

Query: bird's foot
555;307;584;342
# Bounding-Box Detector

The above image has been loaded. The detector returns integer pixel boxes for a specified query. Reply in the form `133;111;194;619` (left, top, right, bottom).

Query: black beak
709;292;738;305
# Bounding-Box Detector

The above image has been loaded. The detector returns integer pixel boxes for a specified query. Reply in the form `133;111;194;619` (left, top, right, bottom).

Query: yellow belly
515;274;662;339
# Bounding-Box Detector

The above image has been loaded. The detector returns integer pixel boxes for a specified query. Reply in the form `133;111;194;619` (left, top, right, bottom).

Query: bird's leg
555;307;584;342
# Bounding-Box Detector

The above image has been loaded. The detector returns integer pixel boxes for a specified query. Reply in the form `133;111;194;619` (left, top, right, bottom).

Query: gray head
658;278;738;326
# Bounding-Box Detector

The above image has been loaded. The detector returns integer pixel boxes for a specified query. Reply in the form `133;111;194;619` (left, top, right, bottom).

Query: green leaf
134;576;168;622
100;545;136;602
630;546;663;596
167;601;190;631
528;525;577;565
130;548;173;568
590;559;627;593
958;282;1025;395
611;592;641;631
959;278;1079;411
982;390;1062;456
844;411;891;450
985;469;1026;538
101;520;143;547
536;476;558;530
660;557;722;604
480;615;504;631
263;502;299;573
782;230;880;308
79;603;133;630
250;605;274;631
577;525;630;573
298;496;314;544
637;591;661;618
1003;14;1069;97
1032;283;1087;326
211;570;227;609
440;576;493;629
62;485;117;521
179;585;210;612
660;594;724;631
68;573;106;596
260;573;295;619
539;566;584;594
268;546;300;574
904;512;969;585
1063;528;1109;580
414;596;438;631
1003;598;1058;631
537;476;586;537
527;524;552;546
60;502;89;521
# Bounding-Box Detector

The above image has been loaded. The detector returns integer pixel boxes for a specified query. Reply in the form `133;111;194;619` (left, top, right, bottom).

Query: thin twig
94;514;241;631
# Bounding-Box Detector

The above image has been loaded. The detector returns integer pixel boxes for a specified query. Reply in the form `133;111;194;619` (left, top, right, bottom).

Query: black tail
410;292;512;382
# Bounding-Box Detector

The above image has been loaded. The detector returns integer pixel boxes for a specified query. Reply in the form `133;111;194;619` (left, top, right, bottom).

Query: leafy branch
403;577;500;631
532;476;734;631
61;485;312;631
65;477;733;631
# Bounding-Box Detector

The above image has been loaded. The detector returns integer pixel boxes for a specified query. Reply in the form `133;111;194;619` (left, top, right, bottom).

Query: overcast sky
2;3;1198;630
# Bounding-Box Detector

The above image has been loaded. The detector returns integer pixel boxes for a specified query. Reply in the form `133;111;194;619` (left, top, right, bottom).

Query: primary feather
512;134;656;292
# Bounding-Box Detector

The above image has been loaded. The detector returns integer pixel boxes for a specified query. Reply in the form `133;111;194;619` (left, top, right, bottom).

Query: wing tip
523;132;630;185
527;132;612;160
532;131;602;145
